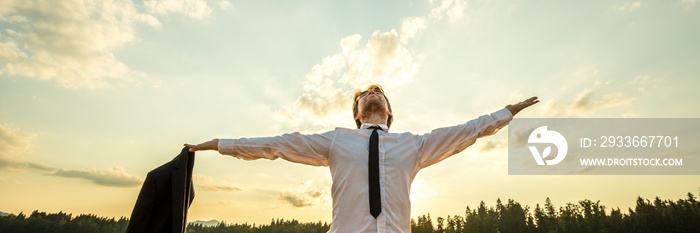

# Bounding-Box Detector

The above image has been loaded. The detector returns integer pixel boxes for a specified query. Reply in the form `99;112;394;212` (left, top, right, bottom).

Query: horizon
3;186;699;225
1;0;699;226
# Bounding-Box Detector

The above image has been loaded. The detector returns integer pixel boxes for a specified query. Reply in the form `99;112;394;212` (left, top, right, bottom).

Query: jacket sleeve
414;108;513;169
126;173;157;233
217;130;335;167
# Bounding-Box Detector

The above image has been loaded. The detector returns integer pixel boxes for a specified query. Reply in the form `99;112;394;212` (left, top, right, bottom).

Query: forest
1;191;698;233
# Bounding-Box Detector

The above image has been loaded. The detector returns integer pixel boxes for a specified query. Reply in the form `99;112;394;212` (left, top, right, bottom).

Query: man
185;84;538;233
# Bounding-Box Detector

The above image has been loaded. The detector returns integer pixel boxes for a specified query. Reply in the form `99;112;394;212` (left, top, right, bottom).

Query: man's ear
355;113;362;121
387;111;393;116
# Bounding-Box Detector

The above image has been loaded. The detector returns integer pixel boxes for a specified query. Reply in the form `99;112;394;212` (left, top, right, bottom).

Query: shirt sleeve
217;130;335;167
414;108;513;169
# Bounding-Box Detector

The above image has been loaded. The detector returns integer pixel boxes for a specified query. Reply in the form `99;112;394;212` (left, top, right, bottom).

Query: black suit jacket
126;147;195;233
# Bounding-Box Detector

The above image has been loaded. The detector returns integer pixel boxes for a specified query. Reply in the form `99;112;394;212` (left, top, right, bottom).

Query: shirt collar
360;123;389;132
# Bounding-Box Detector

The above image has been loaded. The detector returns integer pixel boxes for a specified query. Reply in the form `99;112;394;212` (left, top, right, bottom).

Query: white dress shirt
218;108;513;233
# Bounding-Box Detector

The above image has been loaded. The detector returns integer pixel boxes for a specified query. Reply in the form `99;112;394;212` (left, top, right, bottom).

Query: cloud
144;0;212;19
479;139;506;152
0;0;167;89
612;1;642;12
276;180;330;208
0;157;53;171
629;75;663;92
217;1;234;12
510;126;537;148
193;173;215;183
429;0;467;23
399;17;428;44
0;125;34;153
274;30;425;131
51;167;144;188
0;124;52;171
0;0;210;90
0;35;27;61
198;185;242;192
544;81;629;116
272;0;473;131
193;173;242;192
571;88;623;110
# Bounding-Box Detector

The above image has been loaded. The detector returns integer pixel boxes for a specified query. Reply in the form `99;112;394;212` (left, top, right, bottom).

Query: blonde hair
352;84;393;129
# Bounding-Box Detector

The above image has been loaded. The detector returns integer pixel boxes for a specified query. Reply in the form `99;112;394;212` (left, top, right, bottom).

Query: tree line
409;192;700;233
1;190;698;233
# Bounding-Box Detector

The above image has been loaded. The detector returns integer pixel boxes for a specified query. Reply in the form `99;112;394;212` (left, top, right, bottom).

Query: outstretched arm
185;139;219;152
415;96;539;168
185;131;334;167
505;96;539;116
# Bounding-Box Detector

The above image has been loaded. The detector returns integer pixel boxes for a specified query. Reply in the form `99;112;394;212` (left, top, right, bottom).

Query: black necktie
368;126;382;218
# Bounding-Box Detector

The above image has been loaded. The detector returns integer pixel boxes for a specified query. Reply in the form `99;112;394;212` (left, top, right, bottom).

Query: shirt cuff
218;139;237;156
494;107;514;122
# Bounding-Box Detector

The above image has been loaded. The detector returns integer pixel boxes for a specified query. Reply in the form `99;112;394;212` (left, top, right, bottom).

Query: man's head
352;84;393;129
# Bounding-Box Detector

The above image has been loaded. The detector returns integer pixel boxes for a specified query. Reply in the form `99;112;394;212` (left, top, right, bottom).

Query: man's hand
505;96;539;116
184;139;219;152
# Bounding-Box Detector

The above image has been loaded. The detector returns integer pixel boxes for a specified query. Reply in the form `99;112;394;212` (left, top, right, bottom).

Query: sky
1;0;700;226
